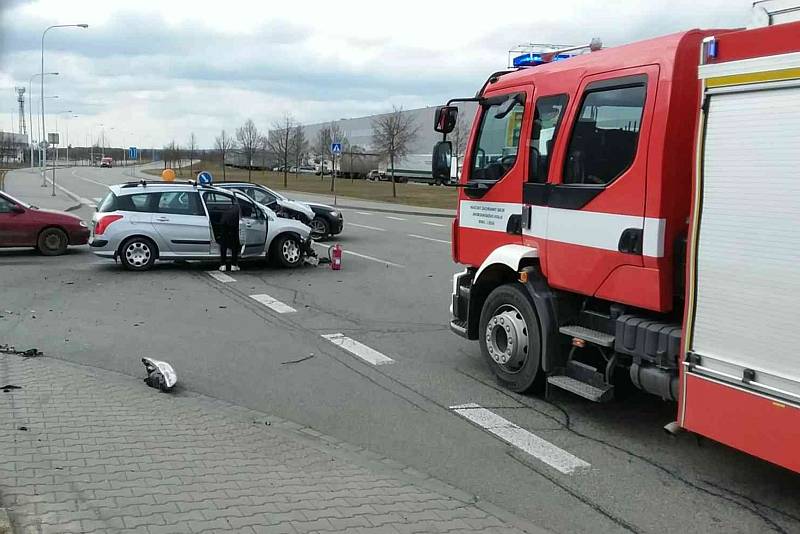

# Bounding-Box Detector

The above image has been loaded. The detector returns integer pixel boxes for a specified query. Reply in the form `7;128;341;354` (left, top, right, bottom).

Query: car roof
109;181;229;196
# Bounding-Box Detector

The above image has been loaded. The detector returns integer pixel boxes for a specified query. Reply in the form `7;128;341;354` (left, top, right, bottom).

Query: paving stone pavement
0;354;544;534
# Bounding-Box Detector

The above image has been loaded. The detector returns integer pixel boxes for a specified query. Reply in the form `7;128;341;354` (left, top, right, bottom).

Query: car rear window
97;192;117;213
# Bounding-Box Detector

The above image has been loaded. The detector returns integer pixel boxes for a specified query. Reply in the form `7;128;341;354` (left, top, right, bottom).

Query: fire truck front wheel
479;283;543;393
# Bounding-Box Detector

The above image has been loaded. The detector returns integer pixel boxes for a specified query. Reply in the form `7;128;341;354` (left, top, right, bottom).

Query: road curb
42;173;88;211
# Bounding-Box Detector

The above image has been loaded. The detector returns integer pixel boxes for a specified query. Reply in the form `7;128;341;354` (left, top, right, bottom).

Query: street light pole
39;95;59;186
41;23;88;193
28;72;58;168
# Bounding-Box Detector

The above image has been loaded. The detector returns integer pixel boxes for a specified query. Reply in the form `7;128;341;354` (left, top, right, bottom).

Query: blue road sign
197;171;213;185
128;146;138;160
330;142;342;155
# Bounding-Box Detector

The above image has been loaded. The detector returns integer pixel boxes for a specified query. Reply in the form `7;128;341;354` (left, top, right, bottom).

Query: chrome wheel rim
125;241;151;267
282;239;300;263
485;304;529;373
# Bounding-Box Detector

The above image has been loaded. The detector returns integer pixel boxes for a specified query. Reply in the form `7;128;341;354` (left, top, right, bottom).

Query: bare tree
214;129;234;181
372;106;419;197
162;140;178;171
450;112;469;159
315;123;348;182
291;125;308;178
267;114;297;188
236;118;261;182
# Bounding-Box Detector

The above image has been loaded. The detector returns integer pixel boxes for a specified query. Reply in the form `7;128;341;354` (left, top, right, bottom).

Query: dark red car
0;191;90;255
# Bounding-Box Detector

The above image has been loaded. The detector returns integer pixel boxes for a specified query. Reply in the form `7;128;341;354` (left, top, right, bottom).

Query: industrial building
0;132;29;164
302;103;478;182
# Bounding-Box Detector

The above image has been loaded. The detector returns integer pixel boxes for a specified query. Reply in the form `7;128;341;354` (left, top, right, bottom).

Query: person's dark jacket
218;203;241;244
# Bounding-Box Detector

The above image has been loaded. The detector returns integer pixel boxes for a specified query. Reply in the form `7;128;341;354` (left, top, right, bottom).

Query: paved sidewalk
2;168;83;212
0;354;541;534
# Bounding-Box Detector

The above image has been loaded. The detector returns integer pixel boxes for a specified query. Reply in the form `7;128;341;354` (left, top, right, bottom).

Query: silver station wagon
89;181;311;271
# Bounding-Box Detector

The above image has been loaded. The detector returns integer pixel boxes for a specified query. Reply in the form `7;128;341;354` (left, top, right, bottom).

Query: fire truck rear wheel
479;283;543;393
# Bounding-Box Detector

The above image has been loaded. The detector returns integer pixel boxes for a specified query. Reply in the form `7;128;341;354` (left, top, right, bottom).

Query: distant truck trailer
380;153;456;185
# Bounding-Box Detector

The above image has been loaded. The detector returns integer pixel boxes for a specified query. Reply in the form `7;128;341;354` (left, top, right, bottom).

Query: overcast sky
1;0;752;149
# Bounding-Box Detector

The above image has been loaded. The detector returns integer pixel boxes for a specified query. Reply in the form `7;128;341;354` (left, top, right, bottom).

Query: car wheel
309;217;330;240
272;234;302;268
37;227;68;256
120;237;157;271
478;283;544;393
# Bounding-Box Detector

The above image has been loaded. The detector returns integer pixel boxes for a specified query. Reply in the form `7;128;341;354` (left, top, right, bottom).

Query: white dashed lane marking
349;222;387;232
207;271;236;283
385;216;407;221
450;403;591;475
356;211;372;215
421;221;446;227
250;294;296;313
408;234;451;245
321;333;394;365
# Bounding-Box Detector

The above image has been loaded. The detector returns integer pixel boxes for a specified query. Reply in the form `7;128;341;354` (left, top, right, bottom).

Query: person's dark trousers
219;232;240;270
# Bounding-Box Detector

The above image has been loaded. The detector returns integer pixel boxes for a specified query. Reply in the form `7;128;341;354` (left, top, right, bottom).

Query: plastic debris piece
142;357;177;392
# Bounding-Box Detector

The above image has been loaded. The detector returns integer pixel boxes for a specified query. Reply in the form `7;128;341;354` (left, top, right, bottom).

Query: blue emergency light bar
512;52;574;68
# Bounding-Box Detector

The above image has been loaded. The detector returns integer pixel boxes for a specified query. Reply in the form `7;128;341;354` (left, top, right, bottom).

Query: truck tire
479;283;543;393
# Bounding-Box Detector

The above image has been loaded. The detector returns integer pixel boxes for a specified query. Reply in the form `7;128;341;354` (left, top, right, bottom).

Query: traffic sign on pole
330;142;342;155
128;146;138;160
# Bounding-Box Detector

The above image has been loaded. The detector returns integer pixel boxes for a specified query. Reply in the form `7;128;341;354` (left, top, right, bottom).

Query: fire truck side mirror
434;106;458;134
432;141;452;182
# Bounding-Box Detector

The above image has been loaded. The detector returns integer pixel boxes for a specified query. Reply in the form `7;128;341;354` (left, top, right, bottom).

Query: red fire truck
433;10;800;472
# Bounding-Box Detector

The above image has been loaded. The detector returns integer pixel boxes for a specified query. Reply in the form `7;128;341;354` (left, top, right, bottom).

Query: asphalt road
2;164;798;534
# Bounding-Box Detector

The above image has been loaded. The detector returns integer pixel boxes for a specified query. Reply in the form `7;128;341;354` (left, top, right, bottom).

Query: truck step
450;319;468;338
547;360;615;402
559;325;615;347
547;375;615;402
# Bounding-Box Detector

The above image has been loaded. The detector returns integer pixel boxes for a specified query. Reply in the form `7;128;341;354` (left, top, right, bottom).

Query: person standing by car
218;201;241;272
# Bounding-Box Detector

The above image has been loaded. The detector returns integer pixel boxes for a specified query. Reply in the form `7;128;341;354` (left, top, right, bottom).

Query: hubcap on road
485;306;528;372
282;240;300;263
125;242;151;267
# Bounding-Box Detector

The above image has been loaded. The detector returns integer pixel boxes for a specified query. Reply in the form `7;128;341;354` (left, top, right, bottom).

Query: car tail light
95;215;123;235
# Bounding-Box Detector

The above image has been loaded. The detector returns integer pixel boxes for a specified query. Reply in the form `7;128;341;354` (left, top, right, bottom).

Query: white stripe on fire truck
458;200;666;258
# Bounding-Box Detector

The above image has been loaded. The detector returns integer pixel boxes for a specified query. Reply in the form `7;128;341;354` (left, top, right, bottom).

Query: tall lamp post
28;71;58;168
39;95;59;186
41;23;88;193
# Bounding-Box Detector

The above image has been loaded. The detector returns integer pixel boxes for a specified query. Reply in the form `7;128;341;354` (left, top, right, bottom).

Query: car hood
277;198;315;220
255;202;311;239
30;207;83;223
295;200;336;212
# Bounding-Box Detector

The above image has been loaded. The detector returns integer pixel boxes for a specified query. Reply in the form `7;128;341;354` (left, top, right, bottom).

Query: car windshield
2;191;31;209
262;186;287;201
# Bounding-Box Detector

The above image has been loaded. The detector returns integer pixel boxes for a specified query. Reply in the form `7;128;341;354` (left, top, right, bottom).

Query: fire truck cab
435;13;800;472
